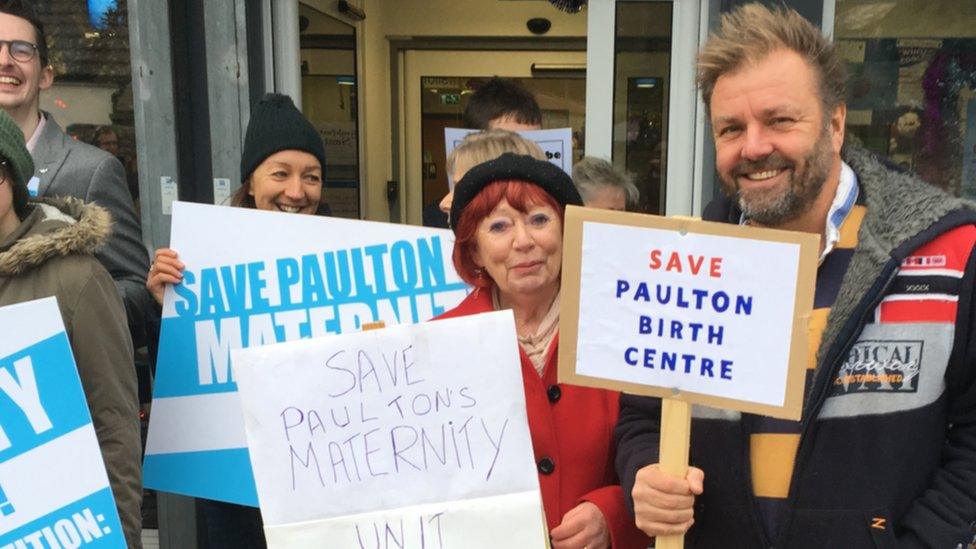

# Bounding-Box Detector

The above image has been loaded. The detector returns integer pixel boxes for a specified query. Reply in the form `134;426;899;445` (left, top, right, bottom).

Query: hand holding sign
144;202;469;505
559;207;818;548
631;464;703;537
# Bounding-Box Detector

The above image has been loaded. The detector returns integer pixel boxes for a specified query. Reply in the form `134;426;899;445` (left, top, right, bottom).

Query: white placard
576;222;799;404
233;311;547;548
444;127;573;187
144;202;470;505
560;208;818;419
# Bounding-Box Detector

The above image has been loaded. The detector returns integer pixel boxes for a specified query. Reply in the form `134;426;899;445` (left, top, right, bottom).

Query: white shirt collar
820;161;859;261
25;112;46;154
738;161;859;263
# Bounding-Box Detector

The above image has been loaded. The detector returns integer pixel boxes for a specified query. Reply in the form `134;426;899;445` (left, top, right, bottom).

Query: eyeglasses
0;40;39;63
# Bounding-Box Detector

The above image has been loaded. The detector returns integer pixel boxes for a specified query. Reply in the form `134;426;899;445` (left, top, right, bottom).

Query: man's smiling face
0;12;52;116
710;48;845;226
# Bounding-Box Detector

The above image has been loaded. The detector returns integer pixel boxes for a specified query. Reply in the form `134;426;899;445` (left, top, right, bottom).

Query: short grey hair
572;157;639;207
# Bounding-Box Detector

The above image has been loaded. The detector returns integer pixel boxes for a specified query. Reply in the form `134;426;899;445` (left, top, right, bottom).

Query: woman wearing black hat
437;154;649;549
145;93;327;548
147;93;327;303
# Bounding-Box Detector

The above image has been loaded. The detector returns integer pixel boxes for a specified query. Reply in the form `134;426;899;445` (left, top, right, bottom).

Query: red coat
437;290;649;549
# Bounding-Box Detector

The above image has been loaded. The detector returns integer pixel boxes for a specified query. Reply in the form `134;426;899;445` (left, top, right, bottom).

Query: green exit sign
441;93;460;105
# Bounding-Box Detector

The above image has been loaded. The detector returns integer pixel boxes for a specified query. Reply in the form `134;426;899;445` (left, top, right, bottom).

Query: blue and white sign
0;297;126;548
144;202;469;505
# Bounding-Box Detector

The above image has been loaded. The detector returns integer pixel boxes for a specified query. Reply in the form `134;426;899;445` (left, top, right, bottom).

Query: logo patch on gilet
831;339;923;394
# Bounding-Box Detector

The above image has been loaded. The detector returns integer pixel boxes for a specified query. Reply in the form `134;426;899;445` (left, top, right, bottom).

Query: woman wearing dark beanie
147;93;327;303
146;94;327;549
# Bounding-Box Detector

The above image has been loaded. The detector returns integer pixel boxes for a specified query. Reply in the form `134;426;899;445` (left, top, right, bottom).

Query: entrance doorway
400;49;587;225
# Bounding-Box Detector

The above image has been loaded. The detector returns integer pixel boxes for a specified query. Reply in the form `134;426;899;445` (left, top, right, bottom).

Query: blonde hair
446;129;546;186
697;3;846;116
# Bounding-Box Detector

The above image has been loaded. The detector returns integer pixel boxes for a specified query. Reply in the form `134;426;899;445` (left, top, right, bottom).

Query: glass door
586;0;703;215
401;50;587;225
299;3;362;218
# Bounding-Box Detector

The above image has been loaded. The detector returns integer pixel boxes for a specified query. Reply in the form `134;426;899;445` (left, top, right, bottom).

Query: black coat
614;147;976;548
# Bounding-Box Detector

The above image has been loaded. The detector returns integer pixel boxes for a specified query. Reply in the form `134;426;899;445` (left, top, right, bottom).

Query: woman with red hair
438;153;649;549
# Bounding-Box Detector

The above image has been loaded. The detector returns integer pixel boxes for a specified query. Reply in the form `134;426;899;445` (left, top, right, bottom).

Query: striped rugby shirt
743;162;864;538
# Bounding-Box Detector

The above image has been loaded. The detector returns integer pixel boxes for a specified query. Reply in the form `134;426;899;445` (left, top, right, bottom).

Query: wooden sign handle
657;398;692;549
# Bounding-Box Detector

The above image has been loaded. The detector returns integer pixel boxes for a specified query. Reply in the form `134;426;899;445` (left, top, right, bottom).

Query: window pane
38;1;142;217
300;5;361;219
613;1;672;214
835;0;976;197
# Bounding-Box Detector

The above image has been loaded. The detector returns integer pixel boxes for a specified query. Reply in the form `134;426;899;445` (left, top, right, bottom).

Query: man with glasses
0;2;156;355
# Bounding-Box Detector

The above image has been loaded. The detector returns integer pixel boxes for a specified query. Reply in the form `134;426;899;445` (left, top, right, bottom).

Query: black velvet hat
449;153;583;230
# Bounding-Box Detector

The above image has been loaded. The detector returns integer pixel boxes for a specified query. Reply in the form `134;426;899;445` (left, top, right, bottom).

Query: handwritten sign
444;127;573;187
144;202;469;505
232;311;547;547
559;207;818;419
0;298;126;548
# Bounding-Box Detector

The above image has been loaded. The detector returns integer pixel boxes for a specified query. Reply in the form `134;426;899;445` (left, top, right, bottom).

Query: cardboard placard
0;298;126;548
232;311;547;548
144;202;470;505
558;206;818;420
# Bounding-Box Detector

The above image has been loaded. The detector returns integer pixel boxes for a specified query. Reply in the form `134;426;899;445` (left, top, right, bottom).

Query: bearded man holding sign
615;4;976;548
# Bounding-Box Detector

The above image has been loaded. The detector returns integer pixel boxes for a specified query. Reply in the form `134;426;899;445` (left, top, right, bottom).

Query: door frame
389;37;587;223
586;0;705;216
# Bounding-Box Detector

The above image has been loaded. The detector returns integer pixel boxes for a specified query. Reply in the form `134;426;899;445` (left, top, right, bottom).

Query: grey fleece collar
816;145;975;385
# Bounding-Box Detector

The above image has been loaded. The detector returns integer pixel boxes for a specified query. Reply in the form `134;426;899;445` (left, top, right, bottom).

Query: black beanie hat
0;110;34;220
240;93;326;182
450;153;583;230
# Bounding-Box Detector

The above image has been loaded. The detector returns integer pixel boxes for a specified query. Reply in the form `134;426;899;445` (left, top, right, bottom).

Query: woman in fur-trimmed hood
0;111;143;548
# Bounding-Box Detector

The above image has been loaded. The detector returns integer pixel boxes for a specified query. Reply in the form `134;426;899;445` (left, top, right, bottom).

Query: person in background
146;93;325;549
463;76;543;132
615;4;976;547
0;1;156;353
438;153;650;549
0;110;142;546
424;78;546;228
92;125;120;158
572;157;639;211
92;125;140;210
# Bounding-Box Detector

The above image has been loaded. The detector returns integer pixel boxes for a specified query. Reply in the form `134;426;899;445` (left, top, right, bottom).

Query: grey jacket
31;112;156;346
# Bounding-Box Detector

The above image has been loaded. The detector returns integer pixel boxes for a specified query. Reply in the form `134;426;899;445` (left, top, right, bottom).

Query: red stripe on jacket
877;225;976;324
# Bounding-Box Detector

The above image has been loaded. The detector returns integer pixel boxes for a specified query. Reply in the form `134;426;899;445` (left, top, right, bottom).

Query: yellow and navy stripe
746;169;865;539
